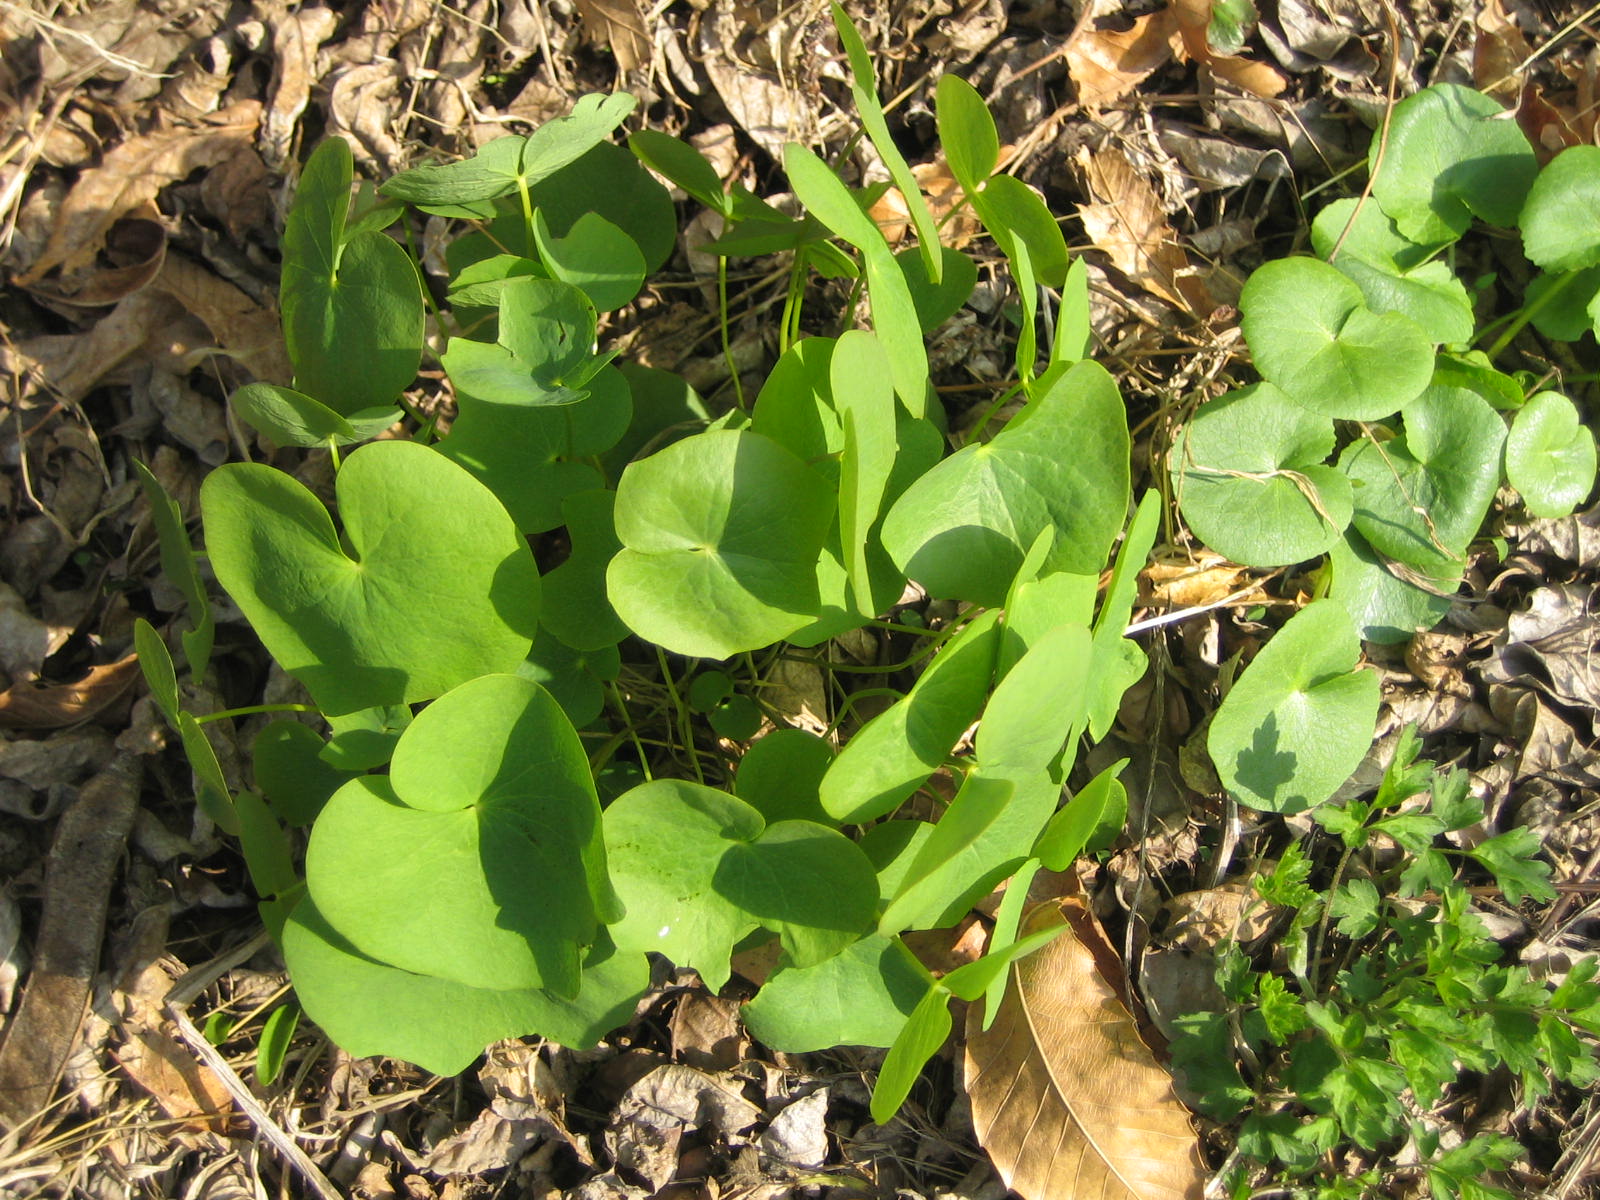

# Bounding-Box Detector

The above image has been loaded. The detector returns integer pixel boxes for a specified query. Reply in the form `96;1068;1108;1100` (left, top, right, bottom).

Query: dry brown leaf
869;158;985;249
1473;0;1531;106
1167;0;1286;99
114;1025;236;1132
964;899;1207;1200
150;252;293;384
1077;147;1214;317
17;102;260;285
262;5;340;168
1066;10;1182;111
0;654;141;730
573;0;651;74
25;207;166;307
6;289;184;405
1142;553;1259;610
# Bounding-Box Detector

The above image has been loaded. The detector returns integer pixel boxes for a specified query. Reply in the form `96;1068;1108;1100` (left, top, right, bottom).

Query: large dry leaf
262;5;340;168
18;103;260;285
964;899;1207;1200
0;655;141;730
1067;10;1182;111
1077;147;1214;317
150;253;293;385
573;0;651;73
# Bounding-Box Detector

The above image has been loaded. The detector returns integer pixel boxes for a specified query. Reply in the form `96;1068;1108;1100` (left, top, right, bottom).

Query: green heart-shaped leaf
1327;530;1456;645
1371;83;1537;245
1506;391;1597;518
252;720;356;826
936;74;999;195
880;359;1130;606
1239;257;1434;420
1340;380;1506;571
1172;382;1353;566
897;246;978;332
604;780;877;989
525;141;677;273
736;729;835;826
1519;144;1600;272
306;675;614;994
281;140;424;414
441;278;601;407
607;429;835;658
532;210;646;311
202;440;540;716
282;896;647;1076
1311;198;1474;345
1207;600;1379;814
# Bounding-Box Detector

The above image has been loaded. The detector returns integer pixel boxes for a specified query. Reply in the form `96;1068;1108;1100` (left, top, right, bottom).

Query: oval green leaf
1506;391;1597;518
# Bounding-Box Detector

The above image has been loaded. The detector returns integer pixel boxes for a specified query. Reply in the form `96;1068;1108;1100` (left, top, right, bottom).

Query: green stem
717;255;746;411
654;647;704;785
193;703;318;725
962;381;1027;447
1485;270;1579;360
401;216;451;340
604;682;653;782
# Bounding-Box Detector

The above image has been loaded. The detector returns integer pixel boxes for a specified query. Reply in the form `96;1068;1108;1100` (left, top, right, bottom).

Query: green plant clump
131;12;1589;1168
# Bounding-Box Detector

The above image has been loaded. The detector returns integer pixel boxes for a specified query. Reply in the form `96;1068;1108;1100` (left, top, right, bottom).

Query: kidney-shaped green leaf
1239;257;1434;420
742;933;931;1052
282;896;647;1076
604;780;877;989
230;383;398;449
202;440;540;716
306;675;613;996
607;429;835;657
1207;600;1379;814
1371;83;1537;245
881;359;1129;606
1506;391;1597;518
1340;380;1506;571
1327;529;1456;646
1519;144;1600;273
1172;382;1353;566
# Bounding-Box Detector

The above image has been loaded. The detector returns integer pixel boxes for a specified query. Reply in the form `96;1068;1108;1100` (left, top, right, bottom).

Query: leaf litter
0;1;1596;1198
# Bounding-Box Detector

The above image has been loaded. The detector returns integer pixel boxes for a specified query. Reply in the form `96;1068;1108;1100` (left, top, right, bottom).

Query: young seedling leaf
819;609;1001;823
1034;759;1130;870
977;174;1071;289
935;74;1000;195
447;252;547;308
1371;83;1537;245
871;983;953;1123
752;336;844;486
881;360;1130;606
784;143;929;415
532;209;646;311
1340;381;1506;571
1327;530;1457;646
974;623;1093;783
1506;391;1597;518
628;130;731;215
1054;257;1092;364
133;461;212;676
833;331;899;614
230;383;397;448
977;859;1041;1027
177;711;238;834
380;94;637;204
736;729;835;827
1518;144;1600;273
1312;198;1475;345
1432;349;1526;411
282;140;423;414
1172;382;1353;566
442;277;601;406
743;935;932;1051
1207;600;1379;814
942;909;1066;1002
133;619;178;728
1083;490;1161;739
306;675;613;995
254;1002;300;1086
604;780;876;988
607;429;835;658
252;720;355;826
282;896;647;1076
235;791;297;899
1239;257;1434;420
202;440;540;716
541;489;629;650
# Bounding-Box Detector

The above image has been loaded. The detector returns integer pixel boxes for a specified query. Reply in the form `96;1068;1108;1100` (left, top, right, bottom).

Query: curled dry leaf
964;898;1206;1200
1167;0;1286;99
573;0;652;74
1472;0;1530;106
1066;10;1182;111
150;253;293;385
1076;146;1214;317
262;5;340;168
0;654;142;730
17;102;260;285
